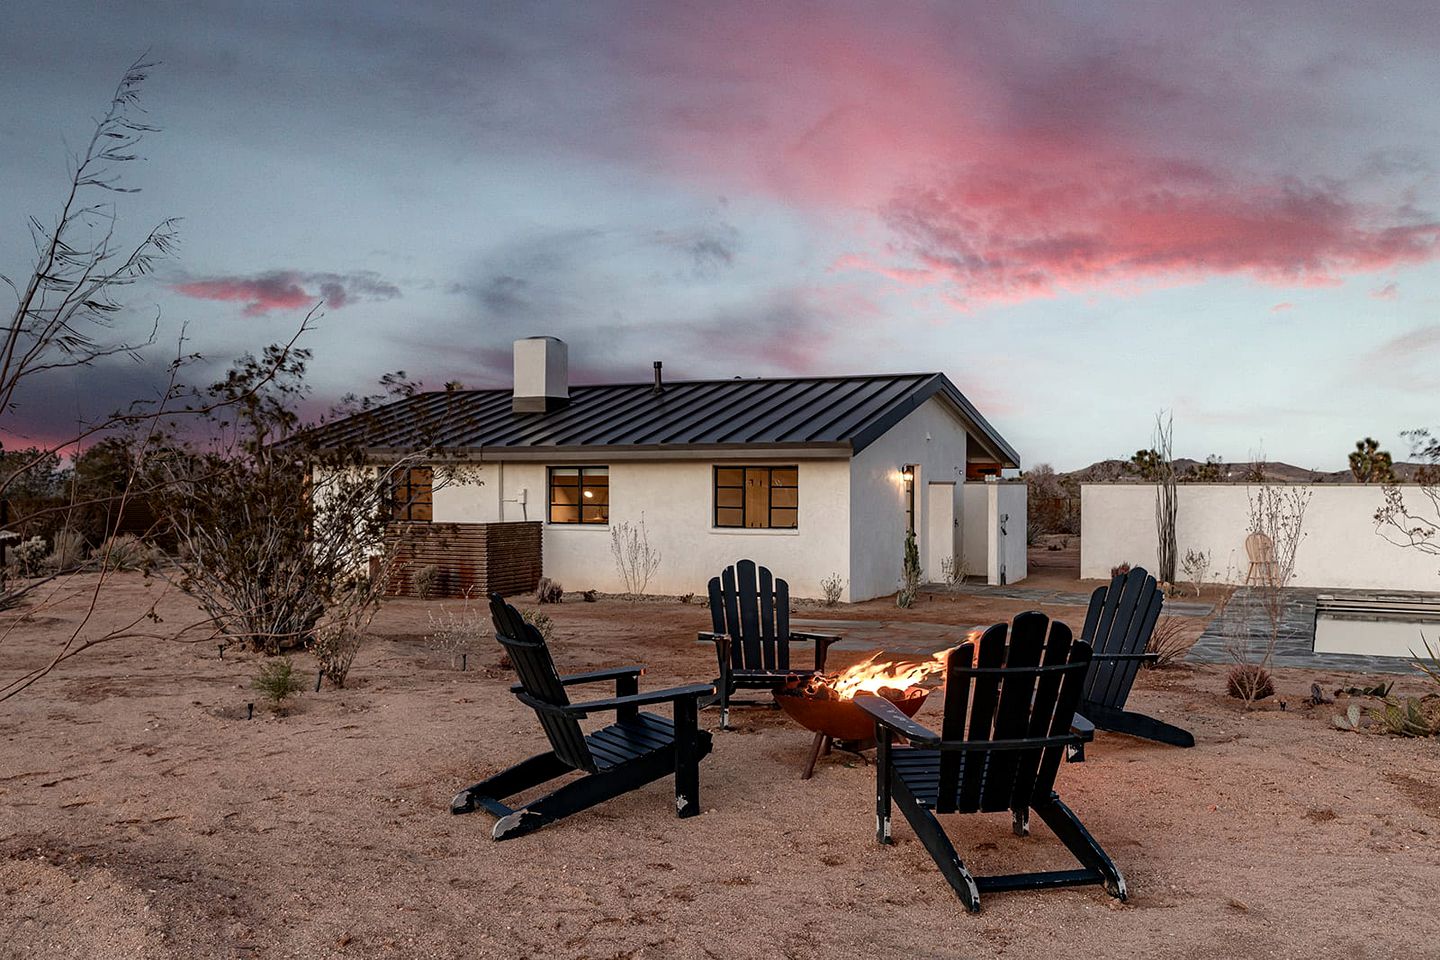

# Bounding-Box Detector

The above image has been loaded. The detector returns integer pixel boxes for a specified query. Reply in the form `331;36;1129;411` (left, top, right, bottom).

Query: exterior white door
926;482;955;580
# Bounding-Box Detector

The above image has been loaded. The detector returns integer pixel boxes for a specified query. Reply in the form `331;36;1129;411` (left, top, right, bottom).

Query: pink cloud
172;270;400;315
1372;280;1399;299
618;4;1440;303
1272;302;1295;313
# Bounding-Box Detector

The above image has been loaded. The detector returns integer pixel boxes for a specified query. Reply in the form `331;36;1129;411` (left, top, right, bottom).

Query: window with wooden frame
549;466;609;524
713;466;798;529
390;466;433;522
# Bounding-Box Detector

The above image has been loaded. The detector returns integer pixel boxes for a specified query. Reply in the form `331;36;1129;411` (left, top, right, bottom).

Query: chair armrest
561;682;716;716
1089;652;1158;664
934;732;1089;753
509;665;645;694
790;631;842;644
1069;713;1096;741
791;631;841;672
855;695;941;747
698;631;729;649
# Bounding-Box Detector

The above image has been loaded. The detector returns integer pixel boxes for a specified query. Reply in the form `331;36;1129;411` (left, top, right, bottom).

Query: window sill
709;527;801;536
546;522;610;529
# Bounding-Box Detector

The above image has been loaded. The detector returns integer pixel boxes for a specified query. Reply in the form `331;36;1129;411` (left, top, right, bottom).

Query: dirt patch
1;573;1438;958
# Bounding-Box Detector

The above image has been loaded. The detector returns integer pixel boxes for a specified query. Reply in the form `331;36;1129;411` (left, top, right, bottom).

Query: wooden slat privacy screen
383;521;543;599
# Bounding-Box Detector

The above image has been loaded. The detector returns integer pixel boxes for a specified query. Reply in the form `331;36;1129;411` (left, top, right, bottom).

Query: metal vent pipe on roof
652;360;664;395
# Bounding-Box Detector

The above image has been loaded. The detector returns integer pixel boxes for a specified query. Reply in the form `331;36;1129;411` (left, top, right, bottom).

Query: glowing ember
790;628;985;701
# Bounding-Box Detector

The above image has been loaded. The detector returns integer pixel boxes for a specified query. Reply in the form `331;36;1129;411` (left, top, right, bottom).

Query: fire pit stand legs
799;733;873;780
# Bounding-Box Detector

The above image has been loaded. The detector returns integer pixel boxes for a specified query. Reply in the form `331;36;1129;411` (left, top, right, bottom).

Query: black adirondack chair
1075;565;1195;757
450;594;715;839
858;611;1126;913
700;559;841;729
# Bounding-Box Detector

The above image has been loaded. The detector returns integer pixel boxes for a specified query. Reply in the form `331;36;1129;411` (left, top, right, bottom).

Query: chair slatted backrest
1079;567;1163;710
935;612;1092;814
707;559;791;671
488;593;595;773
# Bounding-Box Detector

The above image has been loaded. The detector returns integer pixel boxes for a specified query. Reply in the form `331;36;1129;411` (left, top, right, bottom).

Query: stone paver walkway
1189;588;1421;675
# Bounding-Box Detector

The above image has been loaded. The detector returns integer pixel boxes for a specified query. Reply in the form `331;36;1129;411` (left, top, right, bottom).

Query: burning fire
793;628;985;701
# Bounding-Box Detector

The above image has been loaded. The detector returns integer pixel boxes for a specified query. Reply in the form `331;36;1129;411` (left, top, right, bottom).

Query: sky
3;0;1438;470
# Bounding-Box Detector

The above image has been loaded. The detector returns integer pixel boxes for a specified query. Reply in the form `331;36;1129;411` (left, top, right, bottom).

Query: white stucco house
309;337;1026;602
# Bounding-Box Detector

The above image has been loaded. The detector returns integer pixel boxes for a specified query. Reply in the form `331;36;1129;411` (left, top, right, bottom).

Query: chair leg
875;731;893;844
1012;807;1030;837
451;750;570;815
801;732;827;781
1032;793;1126;901
719;664;733;731
892;775;981;911
492;754;672;841
1087;704;1195;748
674;697;701;818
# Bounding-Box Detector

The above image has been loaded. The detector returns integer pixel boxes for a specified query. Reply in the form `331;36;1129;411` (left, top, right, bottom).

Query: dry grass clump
1226;663;1275;703
1146;616;1193;668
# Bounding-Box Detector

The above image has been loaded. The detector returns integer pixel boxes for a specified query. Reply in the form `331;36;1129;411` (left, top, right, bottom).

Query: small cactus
1331;704;1362;732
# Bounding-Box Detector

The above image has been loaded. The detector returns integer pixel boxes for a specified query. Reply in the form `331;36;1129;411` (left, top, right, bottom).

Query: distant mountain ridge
1061;458;1430;484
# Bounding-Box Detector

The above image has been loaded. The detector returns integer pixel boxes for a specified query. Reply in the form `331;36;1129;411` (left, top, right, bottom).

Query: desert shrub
610;516;661;599
309;578;379;688
1368;696;1440;738
252;657;305;711
90;534;163;572
44;529;87;573
820;573;845;606
679;591;696;605
412;564;439;600
12;536;47;578
1180;549;1211;597
1146;616;1192;667
1226;663;1275;702
521;608;555;643
426;602;485;669
582;589;597;602
939;555;967;590
535;577;563;604
896;529;922;608
1110;562;1131;578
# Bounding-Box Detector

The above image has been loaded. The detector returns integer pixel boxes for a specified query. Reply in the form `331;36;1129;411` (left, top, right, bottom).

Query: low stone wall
384;521;543;599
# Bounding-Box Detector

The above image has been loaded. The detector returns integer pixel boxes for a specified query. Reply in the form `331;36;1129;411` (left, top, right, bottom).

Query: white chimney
512;336;570;413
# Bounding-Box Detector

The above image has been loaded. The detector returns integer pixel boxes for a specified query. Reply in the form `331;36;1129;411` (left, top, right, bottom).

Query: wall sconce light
900;464;916;483
583;490;594;499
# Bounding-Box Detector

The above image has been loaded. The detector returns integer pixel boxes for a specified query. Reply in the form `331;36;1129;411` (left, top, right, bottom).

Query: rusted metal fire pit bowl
774;676;930;778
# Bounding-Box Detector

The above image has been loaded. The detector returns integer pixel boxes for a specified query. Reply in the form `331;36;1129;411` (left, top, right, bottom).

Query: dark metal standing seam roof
299;372;1020;466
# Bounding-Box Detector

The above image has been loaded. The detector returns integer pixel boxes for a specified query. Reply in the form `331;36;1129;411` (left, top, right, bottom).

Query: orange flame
825;627;984;700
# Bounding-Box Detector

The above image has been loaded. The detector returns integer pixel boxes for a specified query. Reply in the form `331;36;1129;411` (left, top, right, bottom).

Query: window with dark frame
549;466;609;524
713;466;798;529
390;466;433;522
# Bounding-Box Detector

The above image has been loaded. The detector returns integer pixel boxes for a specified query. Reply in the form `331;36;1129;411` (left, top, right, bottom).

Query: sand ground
2;562;1438;959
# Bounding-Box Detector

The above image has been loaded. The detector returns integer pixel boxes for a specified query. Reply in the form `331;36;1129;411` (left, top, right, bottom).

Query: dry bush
44;529;88;573
820;573;845;606
535;577;563;604
521;608;555;643
1180;549;1211;597
610;516;661;599
939;555;967;590
426;601;485;669
1110;562;1131;578
90;534;164;572
412;564;439;600
1145;616;1193;668
1226;663;1275;702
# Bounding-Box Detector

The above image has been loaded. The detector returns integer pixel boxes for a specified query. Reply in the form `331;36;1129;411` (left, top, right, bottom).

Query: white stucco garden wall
960;480;1028;585
431;458;855;601
848;398;970;601
1080;483;1440;591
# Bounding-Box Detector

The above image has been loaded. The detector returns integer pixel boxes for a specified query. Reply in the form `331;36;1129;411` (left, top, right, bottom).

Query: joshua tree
1349;437;1396;484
